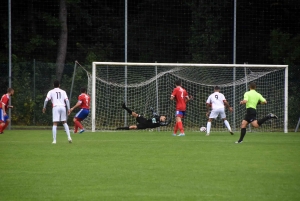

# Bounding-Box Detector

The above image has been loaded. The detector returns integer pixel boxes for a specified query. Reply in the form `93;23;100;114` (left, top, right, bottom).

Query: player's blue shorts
175;111;186;118
75;108;90;120
0;109;9;123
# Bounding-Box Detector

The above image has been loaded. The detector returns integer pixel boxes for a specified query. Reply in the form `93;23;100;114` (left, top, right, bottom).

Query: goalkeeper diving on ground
116;103;172;130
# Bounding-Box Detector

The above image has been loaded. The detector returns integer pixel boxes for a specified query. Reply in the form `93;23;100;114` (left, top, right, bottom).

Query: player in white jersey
205;86;234;136
42;80;72;144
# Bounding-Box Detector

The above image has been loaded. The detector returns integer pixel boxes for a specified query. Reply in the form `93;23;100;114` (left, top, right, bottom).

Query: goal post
88;62;288;133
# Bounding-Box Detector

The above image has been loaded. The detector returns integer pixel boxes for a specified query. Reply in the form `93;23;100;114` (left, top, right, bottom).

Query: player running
68;87;90;133
205;86;234;136
236;82;278;143
170;80;192;136
116;103;171;130
0;88;14;134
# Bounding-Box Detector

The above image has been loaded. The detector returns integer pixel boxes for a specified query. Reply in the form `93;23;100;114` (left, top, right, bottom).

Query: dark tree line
0;0;299;128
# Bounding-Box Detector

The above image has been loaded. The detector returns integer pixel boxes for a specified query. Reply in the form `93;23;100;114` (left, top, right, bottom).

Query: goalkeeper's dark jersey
136;115;161;129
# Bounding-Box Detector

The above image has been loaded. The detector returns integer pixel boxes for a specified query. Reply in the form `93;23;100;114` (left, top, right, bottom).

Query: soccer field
0;130;299;201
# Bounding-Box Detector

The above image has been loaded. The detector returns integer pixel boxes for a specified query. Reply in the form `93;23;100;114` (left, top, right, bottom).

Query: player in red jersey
0;88;14;134
170;80;192;136
68;87;90;133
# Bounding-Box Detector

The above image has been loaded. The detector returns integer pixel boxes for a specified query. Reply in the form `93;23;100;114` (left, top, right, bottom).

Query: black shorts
243;108;257;123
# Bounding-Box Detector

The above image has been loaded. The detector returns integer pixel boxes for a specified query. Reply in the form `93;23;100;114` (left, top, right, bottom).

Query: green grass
0;130;300;201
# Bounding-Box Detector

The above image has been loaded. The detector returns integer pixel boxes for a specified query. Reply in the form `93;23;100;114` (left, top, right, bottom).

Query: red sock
74;120;83;129
177;121;184;134
3;122;9;130
173;123;178;134
0;123;4;132
0;122;9;132
74;125;78;133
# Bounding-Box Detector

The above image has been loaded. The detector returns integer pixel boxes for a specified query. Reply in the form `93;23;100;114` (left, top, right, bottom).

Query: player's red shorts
175;111;186;118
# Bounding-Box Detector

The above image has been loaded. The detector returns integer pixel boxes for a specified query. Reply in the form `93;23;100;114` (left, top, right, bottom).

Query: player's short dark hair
53;80;60;88
7;88;14;93
214;86;220;90
80;87;86;93
175;80;181;86
249;82;256;89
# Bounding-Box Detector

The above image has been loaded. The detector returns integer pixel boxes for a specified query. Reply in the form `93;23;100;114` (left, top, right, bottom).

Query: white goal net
85;62;288;133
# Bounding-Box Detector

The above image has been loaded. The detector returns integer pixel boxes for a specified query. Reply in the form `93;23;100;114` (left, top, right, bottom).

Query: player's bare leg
131;112;139;118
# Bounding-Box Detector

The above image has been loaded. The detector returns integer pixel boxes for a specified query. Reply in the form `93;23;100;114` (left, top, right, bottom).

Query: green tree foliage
188;0;232;63
269;30;300;128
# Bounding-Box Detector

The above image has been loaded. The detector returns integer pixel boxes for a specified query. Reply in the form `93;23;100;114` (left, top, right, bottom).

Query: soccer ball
200;127;206;132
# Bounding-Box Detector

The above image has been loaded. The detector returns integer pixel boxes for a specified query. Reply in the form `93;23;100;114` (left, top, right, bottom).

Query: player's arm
159;117;172;126
258;95;267;105
42;97;49;113
185;95;193;103
69;101;82;115
240;93;248;104
2;102;6;115
183;90;191;103
71;101;81;110
65;98;70;111
223;100;233;112
7;99;13;109
170;89;176;101
150;107;160;118
206;103;211;117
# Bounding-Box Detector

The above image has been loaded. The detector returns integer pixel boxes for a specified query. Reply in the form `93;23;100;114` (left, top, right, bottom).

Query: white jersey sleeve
46;88;69;107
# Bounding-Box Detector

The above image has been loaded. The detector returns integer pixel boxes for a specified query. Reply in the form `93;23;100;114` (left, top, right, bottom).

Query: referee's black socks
257;115;270;126
238;128;246;142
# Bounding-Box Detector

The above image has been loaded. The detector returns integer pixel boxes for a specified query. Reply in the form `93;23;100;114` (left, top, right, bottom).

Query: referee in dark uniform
236;82;278;143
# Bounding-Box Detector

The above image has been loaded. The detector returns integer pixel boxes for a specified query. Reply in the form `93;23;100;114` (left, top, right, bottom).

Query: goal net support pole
91;62;288;133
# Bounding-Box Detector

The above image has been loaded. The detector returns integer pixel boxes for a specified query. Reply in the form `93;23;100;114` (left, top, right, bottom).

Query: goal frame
91;62;288;133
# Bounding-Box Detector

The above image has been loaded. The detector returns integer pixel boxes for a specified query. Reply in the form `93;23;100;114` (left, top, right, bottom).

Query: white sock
224;120;232;131
52;125;57;141
206;122;211;133
63;123;71;139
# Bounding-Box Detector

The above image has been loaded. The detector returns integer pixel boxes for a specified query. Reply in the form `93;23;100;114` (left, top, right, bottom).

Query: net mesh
85;64;286;132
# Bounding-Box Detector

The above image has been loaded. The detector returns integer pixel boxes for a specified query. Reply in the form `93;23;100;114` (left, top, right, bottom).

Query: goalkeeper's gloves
160;117;172;126
150;107;160;118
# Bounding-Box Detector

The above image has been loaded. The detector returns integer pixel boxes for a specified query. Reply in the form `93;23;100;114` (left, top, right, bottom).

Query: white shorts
209;108;226;119
52;106;67;122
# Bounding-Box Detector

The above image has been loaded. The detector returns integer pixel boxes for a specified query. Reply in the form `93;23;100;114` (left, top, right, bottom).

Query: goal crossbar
93;62;288;68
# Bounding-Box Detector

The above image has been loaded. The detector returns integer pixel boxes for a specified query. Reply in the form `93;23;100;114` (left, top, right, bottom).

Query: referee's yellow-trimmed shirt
243;90;266;109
